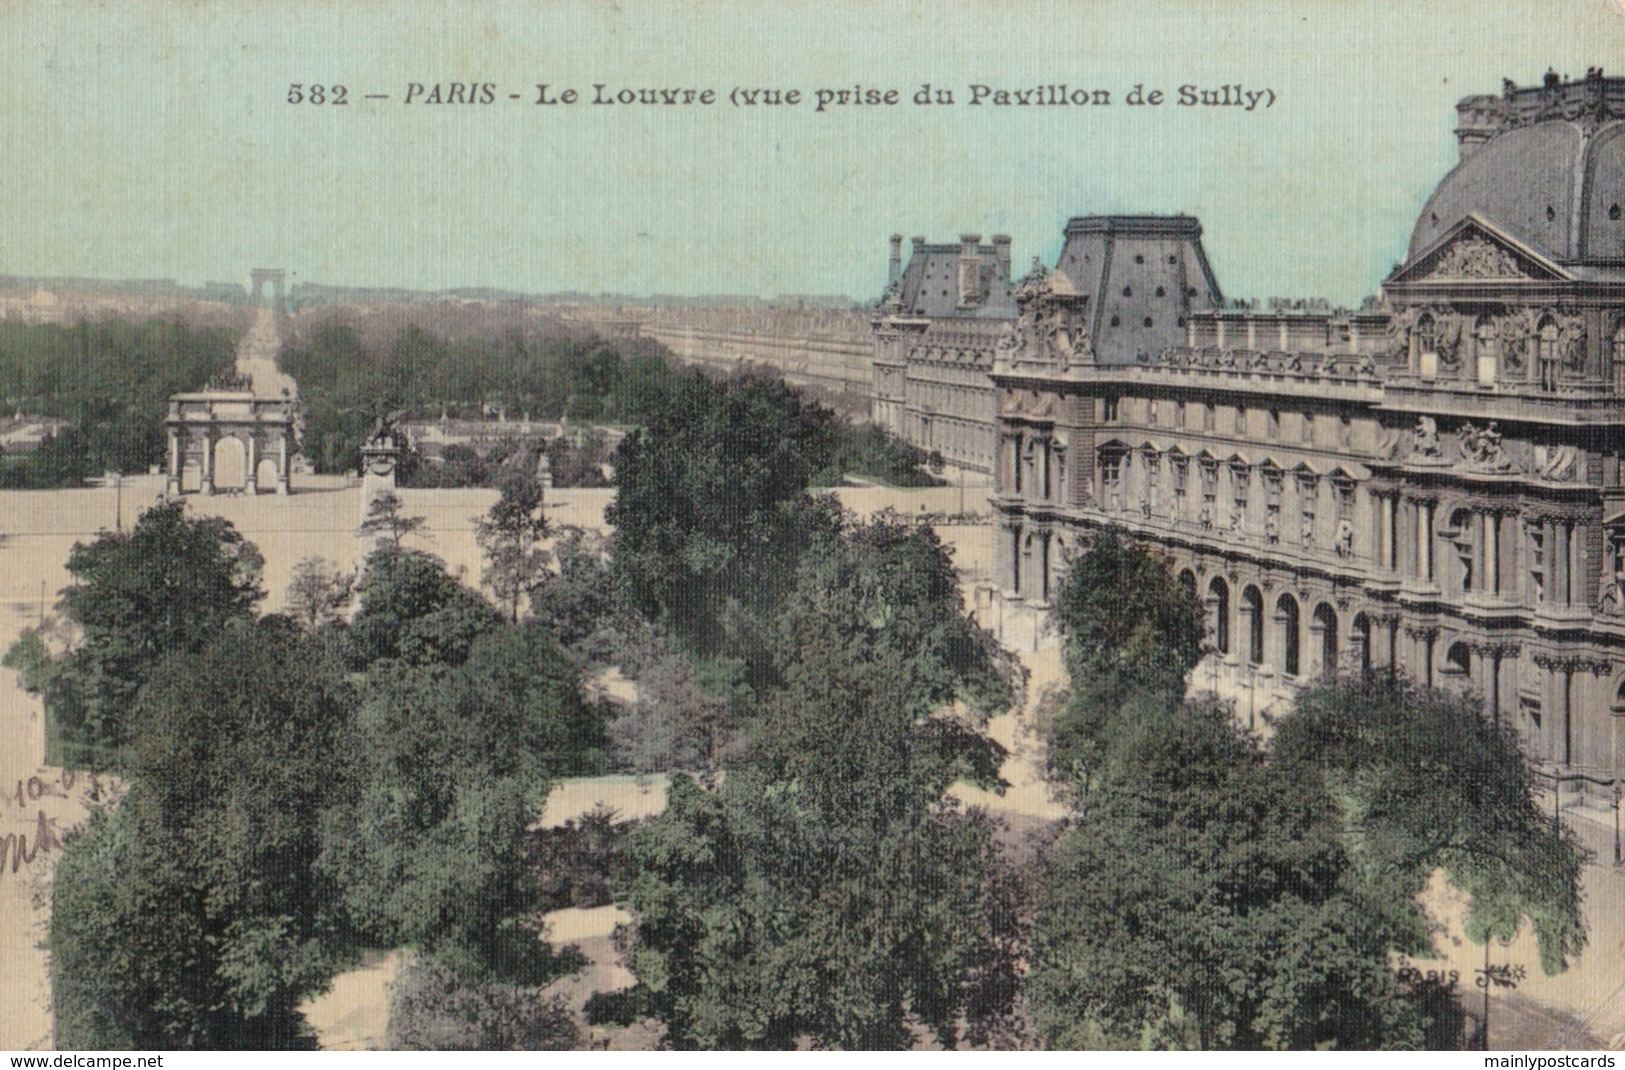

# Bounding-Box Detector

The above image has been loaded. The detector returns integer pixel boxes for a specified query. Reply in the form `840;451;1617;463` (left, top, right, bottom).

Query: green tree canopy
1274;674;1587;975
474;470;549;623
1031;698;1425;1050
22;501;264;762
347;548;502;668
51;618;353;1049
606;371;837;659
613;508;1015;1048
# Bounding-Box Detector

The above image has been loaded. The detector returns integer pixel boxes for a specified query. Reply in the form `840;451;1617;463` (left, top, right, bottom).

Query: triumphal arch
164;371;298;496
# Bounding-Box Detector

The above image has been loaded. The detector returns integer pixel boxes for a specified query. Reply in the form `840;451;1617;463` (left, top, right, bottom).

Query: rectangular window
1101;454;1122;511
1298;475;1318;546
1529;525;1545;603
1230;463;1250;532
1102;396;1119;422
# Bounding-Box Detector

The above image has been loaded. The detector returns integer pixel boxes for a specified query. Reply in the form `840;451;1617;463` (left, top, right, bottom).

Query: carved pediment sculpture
879;280;903;313
1041;301;1092;368
1434;315;1463;372
1425;235;1526;280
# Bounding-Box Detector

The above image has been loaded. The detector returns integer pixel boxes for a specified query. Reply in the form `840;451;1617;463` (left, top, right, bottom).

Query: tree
285;556;352;631
18;501;264;762
359;490;426;551
606;372;836;659
320;627;601;980
1045;527;1203;786
386;954;579;1051
617;655;1009;1049
770;508;1009;718
1275;673;1587;975
51;619;353;1048
613;513;1016;1048
1030;698;1426;1050
474;470;549;623
347;549;501;668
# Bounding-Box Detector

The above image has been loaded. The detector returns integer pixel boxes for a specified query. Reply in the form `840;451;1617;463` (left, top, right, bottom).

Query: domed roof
1408;73;1625;264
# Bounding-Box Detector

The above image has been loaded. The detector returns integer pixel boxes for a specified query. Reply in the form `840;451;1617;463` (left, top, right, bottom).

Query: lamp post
113;471;123;532
1613;781;1622;866
1475;936;1525;1051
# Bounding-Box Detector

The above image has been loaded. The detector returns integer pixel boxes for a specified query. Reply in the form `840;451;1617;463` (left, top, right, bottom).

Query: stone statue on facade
1457;420;1515;472
1335;517;1354;558
1560;318;1588;373
1411;416;1442;459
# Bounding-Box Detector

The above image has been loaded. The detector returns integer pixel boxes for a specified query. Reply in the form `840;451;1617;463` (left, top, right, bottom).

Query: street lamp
1475;935;1525;1051
113;471;123;532
1613;781;1622;866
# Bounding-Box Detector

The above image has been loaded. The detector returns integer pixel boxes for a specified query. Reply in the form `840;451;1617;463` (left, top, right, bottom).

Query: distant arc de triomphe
249;268;285;313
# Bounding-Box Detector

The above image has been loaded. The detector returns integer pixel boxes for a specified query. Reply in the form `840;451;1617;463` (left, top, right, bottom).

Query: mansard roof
893;239;1015;319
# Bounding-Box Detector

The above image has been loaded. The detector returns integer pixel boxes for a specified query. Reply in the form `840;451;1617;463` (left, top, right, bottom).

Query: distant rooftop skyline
1;0;1619;306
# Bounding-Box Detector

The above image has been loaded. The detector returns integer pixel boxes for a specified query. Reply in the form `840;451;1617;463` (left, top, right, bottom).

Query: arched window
1276;594;1301;677
1280;591;1306;676
1209;577;1231;655
1352;612;1372;674
1312;603;1338;677
1242;586;1265;665
1445;640;1472;679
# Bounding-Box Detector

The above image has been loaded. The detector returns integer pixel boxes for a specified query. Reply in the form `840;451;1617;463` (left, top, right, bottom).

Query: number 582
287;84;348;105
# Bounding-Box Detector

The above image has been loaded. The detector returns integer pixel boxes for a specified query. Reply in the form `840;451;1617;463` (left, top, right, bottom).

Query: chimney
958;234;983;308
888;234;903;287
991;234;1012;280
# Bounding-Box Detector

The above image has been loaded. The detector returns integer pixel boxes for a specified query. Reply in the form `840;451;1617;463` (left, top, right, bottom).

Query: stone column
1396;498;1413;576
199;431;215;496
1553;520;1570;607
1419;501;1434;582
166;427;182;495
1483;510;1499;595
244;434;259;494
1382;494;1396;570
277;432;290;495
1571;523;1587;605
1560;664;1574;768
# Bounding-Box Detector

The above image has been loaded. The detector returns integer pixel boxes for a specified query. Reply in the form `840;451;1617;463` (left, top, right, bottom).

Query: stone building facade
873;218;1223;471
986;70;1625;801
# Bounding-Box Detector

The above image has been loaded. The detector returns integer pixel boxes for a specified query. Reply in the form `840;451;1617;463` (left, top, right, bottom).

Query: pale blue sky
1;0;1621;305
